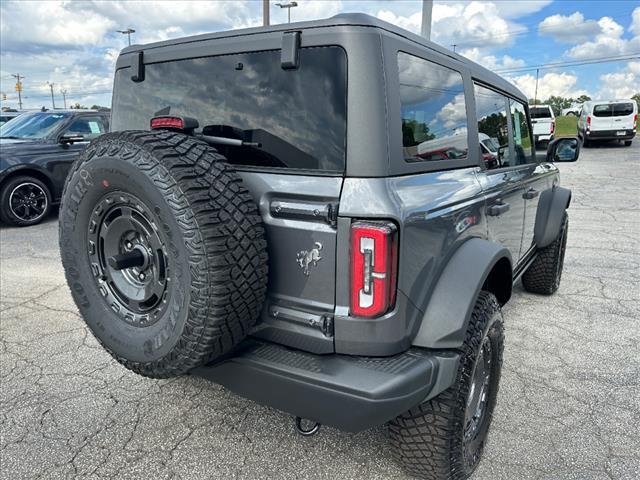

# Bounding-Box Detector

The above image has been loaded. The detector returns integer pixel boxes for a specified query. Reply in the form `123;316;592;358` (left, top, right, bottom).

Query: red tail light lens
550;121;555;134
634;114;637;130
350;221;398;318
150;116;184;129
587;116;591;127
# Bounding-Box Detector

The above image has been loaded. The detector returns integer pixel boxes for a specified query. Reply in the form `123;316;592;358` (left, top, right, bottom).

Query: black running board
191;339;459;432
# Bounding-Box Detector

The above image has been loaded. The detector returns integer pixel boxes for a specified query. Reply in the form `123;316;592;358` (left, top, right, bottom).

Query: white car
578;100;637;147
561;104;582;116
529;104;555;147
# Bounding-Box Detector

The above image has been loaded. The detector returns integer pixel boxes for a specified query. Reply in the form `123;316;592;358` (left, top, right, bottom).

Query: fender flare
412;238;512;349
534;186;571;248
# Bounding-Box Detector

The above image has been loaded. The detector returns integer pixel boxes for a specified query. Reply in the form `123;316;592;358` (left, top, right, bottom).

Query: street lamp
275;2;298;24
117;28;136;46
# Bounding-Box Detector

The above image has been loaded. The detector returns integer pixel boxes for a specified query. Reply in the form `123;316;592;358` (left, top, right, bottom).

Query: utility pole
46;82;56;109
117;27;135;46
421;0;433;39
275;2;298;24
263;0;269;26
11;73;23;110
61;89;68;109
534;68;539;104
451;44;457;52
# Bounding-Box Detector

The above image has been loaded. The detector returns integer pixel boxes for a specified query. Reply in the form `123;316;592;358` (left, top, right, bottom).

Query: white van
529;104;555;147
578;100;637;147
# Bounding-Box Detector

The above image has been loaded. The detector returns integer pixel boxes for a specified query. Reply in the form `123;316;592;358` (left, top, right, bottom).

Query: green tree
576;94;591;103
544;96;574;116
70;102;87;109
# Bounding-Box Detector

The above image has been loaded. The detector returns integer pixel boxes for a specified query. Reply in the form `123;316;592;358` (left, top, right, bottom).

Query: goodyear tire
389;292;504;479
522;213;568;295
59;130;268;378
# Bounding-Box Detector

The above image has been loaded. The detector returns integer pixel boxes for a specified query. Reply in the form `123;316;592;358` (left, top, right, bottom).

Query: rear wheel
0;175;52;226
522;213;568;295
59;130;268;378
389;292;504;480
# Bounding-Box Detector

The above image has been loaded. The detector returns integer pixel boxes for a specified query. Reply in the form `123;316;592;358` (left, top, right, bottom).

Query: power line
495;53;640;74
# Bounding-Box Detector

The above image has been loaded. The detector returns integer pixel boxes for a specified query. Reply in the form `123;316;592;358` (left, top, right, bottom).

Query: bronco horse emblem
296;242;323;276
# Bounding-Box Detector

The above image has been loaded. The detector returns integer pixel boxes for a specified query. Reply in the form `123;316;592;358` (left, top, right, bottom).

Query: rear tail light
150;116;185;129
350;221;398;318
550;121;555;134
586;116;591;130
634;114;637;131
150;115;199;132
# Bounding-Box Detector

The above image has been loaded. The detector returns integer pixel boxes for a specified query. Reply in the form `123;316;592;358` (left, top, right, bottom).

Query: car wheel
389;291;504;480
0;175;52;226
522;212;568;295
624;140;632;146
59;130;268;378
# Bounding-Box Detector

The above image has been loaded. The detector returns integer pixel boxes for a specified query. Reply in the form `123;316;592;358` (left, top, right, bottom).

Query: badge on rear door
296;242;323;276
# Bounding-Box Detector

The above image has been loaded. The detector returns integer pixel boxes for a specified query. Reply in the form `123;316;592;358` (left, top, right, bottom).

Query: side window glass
398;52;468;163
474;84;510;169
65;117;106;140
510;100;534;164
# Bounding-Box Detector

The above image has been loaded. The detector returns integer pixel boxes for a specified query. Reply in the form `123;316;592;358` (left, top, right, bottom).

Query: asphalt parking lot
1;140;639;480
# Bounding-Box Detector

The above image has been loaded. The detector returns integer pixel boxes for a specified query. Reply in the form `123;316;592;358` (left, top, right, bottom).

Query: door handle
487;202;511;216
522;188;539;200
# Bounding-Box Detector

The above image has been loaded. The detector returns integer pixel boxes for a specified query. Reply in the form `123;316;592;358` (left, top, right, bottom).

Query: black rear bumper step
192;339;459;432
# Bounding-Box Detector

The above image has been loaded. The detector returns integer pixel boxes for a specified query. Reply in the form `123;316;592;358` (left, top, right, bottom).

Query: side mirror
547;137;580;162
59;134;84;144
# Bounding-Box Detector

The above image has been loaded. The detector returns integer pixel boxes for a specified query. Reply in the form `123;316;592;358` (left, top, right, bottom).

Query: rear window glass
398;52;468;163
530;107;552;119
593;104;612;117
111;47;347;172
612;103;634;116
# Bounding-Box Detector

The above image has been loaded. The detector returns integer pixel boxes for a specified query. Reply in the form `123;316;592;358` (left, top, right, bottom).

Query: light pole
275;2;298;24
533;68;539;105
61;89;68;109
117;28;136;46
46;82;56;109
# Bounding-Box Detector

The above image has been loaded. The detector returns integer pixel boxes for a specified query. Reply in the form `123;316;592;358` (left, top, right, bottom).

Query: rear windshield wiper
197;134;260;148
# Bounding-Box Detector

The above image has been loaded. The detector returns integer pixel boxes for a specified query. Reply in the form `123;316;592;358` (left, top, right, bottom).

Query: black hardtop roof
120;12;525;101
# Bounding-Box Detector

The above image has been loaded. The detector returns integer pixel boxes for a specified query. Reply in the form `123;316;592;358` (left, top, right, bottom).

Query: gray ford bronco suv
59;14;580;479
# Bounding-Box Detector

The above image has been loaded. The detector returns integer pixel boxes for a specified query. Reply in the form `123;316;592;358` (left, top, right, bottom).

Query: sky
1;0;639;110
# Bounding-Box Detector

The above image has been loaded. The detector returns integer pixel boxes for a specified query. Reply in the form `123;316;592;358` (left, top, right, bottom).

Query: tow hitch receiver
295;417;320;436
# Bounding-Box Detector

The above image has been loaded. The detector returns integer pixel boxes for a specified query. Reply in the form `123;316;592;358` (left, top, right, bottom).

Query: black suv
59;14;579;480
0;110;109;226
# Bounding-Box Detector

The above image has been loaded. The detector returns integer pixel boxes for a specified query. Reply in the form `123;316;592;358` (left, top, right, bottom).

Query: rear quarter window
398;52;468;164
111;47;347;173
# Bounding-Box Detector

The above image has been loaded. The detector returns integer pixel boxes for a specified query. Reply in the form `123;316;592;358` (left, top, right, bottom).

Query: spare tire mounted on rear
59;130;268;378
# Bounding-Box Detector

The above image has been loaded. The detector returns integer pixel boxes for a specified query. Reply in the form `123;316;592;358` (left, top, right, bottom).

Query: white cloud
460;48;525;71
377;1;525;49
539;9;640;60
596;62;640;100
509;72;590;100
0;1;116;50
538;12;601;43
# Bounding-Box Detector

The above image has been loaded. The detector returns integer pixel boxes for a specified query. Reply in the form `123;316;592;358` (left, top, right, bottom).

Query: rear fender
412;238;511;349
534;186;571;248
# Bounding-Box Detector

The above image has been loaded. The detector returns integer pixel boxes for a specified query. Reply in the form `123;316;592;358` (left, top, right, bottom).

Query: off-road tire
389;292;504;480
59;130;268;378
522;213;568;295
0;175;52;226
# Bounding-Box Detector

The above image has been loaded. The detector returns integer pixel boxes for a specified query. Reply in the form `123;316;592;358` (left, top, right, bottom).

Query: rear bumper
534;134;554;143
586;129;635;140
192;339;459;432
